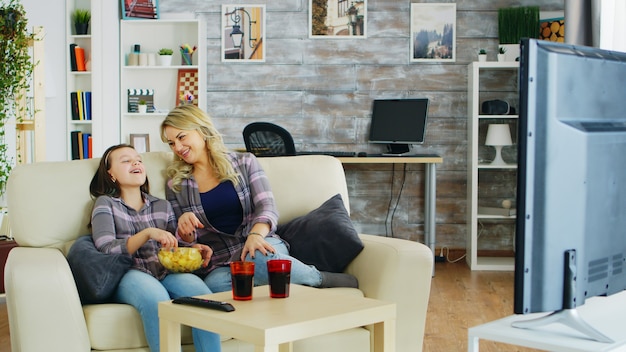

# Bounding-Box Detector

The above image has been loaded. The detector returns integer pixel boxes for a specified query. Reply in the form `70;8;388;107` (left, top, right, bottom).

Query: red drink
267;259;291;298
230;261;255;300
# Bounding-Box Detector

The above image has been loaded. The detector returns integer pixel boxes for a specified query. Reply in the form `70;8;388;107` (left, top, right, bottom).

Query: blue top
199;181;243;235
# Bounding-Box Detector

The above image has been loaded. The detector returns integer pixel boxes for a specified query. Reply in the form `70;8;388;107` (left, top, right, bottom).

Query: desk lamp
485;124;512;165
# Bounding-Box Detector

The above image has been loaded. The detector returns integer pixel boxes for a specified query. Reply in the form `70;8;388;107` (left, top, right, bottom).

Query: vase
158;55;172;66
478;54;487;62
75;23;89;35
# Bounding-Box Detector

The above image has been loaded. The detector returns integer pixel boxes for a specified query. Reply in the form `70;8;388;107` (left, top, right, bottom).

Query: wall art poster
121;0;159;20
221;5;266;62
410;3;456;62
309;0;367;38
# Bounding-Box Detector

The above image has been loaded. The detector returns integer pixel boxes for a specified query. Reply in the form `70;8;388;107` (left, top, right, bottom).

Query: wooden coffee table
159;284;396;352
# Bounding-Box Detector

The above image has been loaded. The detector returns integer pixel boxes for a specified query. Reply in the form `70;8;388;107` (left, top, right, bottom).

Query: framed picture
410;3;456;62
309;0;367;38
130;134;150;153
121;0;159;20
221;5;266;62
176;69;199;106
539;11;564;42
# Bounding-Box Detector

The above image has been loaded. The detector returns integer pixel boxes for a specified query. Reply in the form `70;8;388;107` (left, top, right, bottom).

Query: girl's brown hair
89;144;150;198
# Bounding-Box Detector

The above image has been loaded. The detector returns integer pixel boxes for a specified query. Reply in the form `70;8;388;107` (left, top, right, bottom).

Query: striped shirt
91;193;176;280
166;152;279;276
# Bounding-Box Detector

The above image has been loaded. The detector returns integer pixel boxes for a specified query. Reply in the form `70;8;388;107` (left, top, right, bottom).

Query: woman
160;105;358;293
89;144;221;352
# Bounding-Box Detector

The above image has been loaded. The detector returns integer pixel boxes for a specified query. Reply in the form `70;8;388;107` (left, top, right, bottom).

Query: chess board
176;69;199;106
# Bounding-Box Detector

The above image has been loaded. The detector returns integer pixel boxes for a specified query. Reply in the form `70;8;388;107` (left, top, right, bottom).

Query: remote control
172;297;235;312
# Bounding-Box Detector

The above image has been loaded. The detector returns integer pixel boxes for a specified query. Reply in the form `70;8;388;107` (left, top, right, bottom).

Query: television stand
512;308;613;343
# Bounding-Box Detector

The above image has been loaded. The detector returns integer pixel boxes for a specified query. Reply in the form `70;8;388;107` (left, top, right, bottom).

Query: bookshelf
466;61;519;271
65;0;119;160
119;17;206;153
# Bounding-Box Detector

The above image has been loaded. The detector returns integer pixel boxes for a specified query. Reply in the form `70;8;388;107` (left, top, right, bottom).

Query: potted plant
478;49;487;62
71;8;91;35
498;6;539;61
497;46;507;62
157;48;173;66
0;0;34;198
137;100;147;113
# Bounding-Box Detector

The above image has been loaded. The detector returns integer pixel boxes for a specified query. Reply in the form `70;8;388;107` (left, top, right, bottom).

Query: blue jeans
204;236;323;292
114;269;221;352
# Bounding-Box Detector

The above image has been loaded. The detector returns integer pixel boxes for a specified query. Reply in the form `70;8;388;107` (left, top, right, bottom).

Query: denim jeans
204;236;323;293
114;269;221;352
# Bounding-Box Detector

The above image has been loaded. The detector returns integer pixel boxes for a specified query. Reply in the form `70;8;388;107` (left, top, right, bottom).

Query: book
69;43;77;71
127;88;155;113
84;91;92;120
82;133;91;159
70;131;81;160
70;92;79;120
75;45;86;71
478;206;516;217
76;90;84;120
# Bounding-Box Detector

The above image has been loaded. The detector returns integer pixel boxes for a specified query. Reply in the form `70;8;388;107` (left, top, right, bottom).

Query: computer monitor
513;38;626;343
368;98;429;155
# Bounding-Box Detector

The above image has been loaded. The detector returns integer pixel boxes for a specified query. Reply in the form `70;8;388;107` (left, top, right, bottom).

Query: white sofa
5;153;433;352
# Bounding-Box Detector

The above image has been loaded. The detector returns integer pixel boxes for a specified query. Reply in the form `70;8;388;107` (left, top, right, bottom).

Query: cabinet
466;61;519;271
119;18;206;153
65;0;119;160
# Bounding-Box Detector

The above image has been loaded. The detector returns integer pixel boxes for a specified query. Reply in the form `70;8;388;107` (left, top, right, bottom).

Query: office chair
242;122;296;157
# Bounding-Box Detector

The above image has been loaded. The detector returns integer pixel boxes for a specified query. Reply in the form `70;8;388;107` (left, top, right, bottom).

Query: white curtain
599;0;626;52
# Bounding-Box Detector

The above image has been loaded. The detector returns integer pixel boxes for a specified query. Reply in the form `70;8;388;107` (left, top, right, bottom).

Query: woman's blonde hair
160;105;239;192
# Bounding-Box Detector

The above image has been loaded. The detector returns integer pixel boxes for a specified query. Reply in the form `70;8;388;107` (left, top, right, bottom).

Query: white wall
22;0;67;161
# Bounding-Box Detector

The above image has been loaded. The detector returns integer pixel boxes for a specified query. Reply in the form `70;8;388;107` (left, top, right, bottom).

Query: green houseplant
71;8;90;35
157;48;173;66
0;0;34;197
497;6;539;61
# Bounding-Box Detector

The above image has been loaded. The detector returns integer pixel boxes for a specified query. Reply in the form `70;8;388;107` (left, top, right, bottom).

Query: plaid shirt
166;152;279;276
91;193;176;280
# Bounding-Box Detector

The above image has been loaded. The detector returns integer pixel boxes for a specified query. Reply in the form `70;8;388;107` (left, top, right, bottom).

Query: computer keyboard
297;151;356;157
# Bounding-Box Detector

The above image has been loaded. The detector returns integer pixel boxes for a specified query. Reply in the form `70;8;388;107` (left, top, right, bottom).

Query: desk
159;284;396;352
468;291;626;351
337;155;443;267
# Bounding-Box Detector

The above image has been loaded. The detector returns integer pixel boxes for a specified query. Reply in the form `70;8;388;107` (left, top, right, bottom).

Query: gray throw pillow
277;194;364;272
67;235;132;304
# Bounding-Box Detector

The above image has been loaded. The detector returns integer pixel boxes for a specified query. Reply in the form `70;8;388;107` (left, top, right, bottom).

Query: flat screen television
368;98;429;155
514;38;626;342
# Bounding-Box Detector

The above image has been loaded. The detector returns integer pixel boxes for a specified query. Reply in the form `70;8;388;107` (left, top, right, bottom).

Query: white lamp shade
485;124;513;146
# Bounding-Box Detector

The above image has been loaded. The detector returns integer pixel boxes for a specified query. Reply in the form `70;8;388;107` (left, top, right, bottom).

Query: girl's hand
151;229;179;248
177;212;204;242
241;234;275;260
192;243;213;267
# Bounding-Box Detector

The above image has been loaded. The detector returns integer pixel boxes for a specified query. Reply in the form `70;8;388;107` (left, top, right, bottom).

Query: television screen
368;98;429;155
514;38;626;342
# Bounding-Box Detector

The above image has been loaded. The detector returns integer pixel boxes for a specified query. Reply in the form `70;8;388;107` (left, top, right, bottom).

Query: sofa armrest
5;247;91;352
346;234;433;352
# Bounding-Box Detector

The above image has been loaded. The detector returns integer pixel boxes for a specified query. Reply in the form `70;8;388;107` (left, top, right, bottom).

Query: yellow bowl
158;247;203;273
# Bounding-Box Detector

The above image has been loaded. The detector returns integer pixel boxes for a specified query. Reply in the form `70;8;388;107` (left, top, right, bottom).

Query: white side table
468;291;626;351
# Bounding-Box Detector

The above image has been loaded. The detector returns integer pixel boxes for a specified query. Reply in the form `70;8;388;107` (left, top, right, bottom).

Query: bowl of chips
158;247;203;273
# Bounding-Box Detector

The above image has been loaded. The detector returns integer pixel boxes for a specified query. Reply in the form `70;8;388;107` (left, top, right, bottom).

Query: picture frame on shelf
176;69;199;106
309;0;367;38
121;0;159;20
130;134;150;153
221;5;266;62
410;3;456;62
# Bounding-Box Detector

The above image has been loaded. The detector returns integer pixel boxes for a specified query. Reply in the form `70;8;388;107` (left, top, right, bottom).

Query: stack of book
70;91;91;120
477;206;516;217
70;131;92;160
69;44;87;72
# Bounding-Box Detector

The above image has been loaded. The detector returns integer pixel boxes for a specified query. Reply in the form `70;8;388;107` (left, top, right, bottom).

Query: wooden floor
0;260;539;352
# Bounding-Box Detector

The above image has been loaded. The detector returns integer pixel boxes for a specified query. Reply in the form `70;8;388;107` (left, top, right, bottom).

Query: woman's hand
241;234;275;260
192;243;213;267
177;212;204;242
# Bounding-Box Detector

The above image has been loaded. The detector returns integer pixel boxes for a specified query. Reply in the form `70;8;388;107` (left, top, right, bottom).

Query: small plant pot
158;55;172;66
499;44;519;62
138;104;147;114
497;54;506;62
75;23;89;35
478;54;487;62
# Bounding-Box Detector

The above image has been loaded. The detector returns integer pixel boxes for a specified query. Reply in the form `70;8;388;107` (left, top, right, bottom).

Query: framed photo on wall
130;134;150;153
410;3;456;62
176;69;199;106
121;0;159;20
221;5;266;62
309;0;367;38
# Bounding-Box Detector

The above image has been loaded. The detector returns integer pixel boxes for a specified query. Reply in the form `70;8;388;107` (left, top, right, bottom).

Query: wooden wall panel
161;0;563;253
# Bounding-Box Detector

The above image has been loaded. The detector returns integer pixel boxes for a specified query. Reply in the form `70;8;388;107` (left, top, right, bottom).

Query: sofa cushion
67;235;132;304
277;194;364;272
